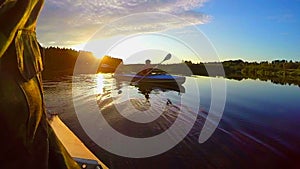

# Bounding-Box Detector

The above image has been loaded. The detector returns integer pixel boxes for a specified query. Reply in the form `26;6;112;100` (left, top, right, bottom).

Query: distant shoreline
41;47;300;87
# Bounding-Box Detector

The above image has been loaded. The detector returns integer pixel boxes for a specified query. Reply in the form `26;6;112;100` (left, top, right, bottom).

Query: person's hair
145;59;151;64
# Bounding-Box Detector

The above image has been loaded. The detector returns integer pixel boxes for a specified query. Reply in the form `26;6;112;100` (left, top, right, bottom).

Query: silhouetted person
0;1;80;168
139;59;152;76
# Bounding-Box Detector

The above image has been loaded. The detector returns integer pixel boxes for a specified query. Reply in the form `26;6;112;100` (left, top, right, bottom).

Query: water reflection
96;74;104;95
133;82;185;100
114;74;186;101
43;74;300;169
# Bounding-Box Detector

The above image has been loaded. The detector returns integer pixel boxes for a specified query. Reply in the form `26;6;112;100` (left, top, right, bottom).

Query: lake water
43;74;300;169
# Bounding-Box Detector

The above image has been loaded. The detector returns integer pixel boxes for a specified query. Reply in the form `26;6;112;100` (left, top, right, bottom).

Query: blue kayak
114;74;186;84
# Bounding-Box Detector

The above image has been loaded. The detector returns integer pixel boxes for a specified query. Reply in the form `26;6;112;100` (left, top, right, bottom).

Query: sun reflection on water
96;73;104;95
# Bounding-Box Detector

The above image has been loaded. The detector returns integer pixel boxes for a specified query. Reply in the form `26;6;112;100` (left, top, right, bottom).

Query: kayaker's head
145;59;151;65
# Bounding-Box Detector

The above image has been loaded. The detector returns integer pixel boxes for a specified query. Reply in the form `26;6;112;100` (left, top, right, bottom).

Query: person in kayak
0;1;80;168
138;59;152;76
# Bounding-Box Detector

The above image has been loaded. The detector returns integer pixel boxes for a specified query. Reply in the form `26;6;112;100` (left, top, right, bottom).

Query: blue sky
198;0;300;61
37;0;300;62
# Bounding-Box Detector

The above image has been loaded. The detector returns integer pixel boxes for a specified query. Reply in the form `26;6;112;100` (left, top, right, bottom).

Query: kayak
50;116;108;169
114;74;186;84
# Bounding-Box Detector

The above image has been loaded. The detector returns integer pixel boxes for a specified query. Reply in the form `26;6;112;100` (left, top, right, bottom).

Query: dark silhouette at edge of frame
0;1;81;168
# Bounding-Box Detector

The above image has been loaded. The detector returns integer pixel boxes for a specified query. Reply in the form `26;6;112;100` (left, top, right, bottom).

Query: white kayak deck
50;116;108;169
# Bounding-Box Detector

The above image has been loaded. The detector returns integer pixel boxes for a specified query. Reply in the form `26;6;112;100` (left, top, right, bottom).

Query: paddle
131;53;172;85
161;53;172;63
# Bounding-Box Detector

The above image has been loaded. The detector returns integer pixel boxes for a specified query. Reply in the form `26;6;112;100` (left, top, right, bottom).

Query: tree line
41;47;122;79
185;59;300;86
41;46;300;86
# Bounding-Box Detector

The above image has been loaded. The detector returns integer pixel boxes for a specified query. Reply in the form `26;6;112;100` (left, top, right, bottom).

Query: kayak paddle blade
163;53;172;61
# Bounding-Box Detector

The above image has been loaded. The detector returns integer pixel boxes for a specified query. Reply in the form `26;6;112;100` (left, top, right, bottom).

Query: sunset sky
37;0;300;62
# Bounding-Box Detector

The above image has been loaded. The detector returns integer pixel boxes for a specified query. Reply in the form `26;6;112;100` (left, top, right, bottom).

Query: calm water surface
43;74;300;169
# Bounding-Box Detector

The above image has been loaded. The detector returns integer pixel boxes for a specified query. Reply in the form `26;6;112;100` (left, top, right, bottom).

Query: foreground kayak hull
50;116;108;169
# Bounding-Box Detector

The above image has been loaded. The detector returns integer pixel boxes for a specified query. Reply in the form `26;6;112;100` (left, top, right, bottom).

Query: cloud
37;0;211;47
